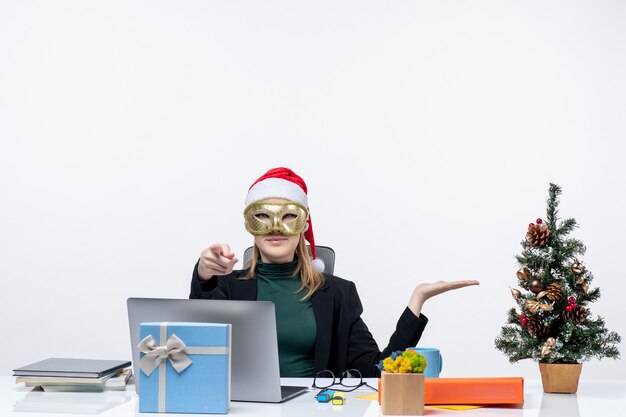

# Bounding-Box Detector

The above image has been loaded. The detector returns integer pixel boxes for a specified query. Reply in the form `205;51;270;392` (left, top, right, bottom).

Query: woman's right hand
197;243;239;280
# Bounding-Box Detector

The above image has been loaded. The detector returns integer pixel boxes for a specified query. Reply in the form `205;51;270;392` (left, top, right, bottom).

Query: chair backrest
242;245;335;275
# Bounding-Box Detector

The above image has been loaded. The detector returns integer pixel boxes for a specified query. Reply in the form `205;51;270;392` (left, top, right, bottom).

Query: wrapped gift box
139;322;231;414
424;377;524;405
378;377;524;406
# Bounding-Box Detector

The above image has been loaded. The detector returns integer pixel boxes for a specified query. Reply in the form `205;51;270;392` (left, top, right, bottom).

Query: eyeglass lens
339;369;363;387
313;370;335;388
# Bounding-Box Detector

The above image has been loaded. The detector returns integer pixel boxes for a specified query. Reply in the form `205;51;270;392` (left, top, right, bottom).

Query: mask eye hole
254;213;271;222
282;213;297;222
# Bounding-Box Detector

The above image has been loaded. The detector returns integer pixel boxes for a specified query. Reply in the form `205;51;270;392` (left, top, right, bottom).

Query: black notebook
13;358;131;378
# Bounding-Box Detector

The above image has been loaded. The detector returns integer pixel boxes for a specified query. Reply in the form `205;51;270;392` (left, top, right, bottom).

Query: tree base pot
538;362;582;394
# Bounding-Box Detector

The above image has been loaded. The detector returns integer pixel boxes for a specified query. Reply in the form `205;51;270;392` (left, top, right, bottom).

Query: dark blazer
189;264;428;377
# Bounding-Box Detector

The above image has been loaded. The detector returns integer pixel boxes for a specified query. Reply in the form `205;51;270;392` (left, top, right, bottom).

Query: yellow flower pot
380;371;425;415
538;362;582;394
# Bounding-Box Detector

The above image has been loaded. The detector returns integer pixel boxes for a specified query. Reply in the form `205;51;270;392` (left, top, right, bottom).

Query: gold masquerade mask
243;201;309;236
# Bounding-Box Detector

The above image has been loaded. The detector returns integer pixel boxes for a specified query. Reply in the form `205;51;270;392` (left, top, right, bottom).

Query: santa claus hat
245;167;324;272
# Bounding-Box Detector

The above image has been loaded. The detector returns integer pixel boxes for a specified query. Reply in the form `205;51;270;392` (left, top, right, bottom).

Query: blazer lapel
312;290;334;372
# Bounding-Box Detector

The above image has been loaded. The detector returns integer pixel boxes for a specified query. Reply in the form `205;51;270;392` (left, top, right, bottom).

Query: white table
2;376;625;417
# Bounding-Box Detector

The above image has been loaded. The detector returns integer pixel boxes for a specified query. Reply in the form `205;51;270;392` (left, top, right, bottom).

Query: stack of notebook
14;358;132;392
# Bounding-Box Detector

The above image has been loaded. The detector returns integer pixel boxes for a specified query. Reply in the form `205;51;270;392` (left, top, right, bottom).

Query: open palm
408;280;479;316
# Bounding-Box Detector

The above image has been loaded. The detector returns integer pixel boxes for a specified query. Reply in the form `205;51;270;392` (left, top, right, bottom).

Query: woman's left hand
408;280;480;317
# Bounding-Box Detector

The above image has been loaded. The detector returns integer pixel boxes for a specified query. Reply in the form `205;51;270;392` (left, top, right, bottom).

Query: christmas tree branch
546;183;561;226
557;218;577;236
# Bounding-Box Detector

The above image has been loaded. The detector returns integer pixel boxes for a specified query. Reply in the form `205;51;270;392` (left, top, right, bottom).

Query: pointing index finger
209;244;223;256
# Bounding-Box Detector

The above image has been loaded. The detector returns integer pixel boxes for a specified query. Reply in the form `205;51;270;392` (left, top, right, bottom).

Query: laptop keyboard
280;385;308;400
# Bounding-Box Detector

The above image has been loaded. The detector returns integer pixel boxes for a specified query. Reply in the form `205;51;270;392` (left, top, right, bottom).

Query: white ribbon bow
138;333;193;376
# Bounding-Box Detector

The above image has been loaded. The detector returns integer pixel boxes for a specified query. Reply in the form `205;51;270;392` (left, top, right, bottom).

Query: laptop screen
127;298;304;402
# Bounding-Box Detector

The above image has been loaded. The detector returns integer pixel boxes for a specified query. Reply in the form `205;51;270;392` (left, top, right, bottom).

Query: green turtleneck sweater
255;260;316;377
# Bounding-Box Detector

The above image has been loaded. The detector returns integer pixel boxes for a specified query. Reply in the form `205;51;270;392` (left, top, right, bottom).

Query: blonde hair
244;235;325;300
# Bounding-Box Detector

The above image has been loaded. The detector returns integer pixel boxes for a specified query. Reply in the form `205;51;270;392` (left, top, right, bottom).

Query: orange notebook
377;377;524;406
424;377;524;405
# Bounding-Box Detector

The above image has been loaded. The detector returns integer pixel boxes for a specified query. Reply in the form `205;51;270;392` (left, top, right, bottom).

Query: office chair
242;245;335;275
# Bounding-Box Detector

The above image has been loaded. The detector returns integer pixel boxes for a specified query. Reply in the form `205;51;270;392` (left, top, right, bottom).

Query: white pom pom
311;258;325;273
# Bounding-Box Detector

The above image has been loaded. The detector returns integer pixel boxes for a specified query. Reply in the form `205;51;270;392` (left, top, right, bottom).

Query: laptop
127;298;308;403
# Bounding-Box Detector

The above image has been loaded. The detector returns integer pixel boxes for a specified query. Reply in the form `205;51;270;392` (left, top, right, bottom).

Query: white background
1;0;625;380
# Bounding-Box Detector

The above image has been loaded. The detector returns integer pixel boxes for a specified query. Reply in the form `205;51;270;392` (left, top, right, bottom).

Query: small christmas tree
495;184;621;364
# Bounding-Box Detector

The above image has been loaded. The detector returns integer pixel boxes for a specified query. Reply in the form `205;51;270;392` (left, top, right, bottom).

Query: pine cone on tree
527;223;550;247
526;315;549;337
563;306;589;324
542;283;564;302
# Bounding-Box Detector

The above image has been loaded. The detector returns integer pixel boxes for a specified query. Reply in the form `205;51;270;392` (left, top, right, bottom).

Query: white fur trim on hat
311;258;325;273
245;178;308;207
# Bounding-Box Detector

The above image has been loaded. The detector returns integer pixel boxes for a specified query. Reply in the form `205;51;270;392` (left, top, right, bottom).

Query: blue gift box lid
140;322;231;347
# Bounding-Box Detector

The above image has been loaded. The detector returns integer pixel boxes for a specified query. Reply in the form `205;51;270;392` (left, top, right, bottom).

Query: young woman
190;167;479;377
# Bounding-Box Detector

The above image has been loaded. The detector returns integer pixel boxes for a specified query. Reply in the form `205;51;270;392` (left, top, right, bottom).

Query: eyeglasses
311;369;378;394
